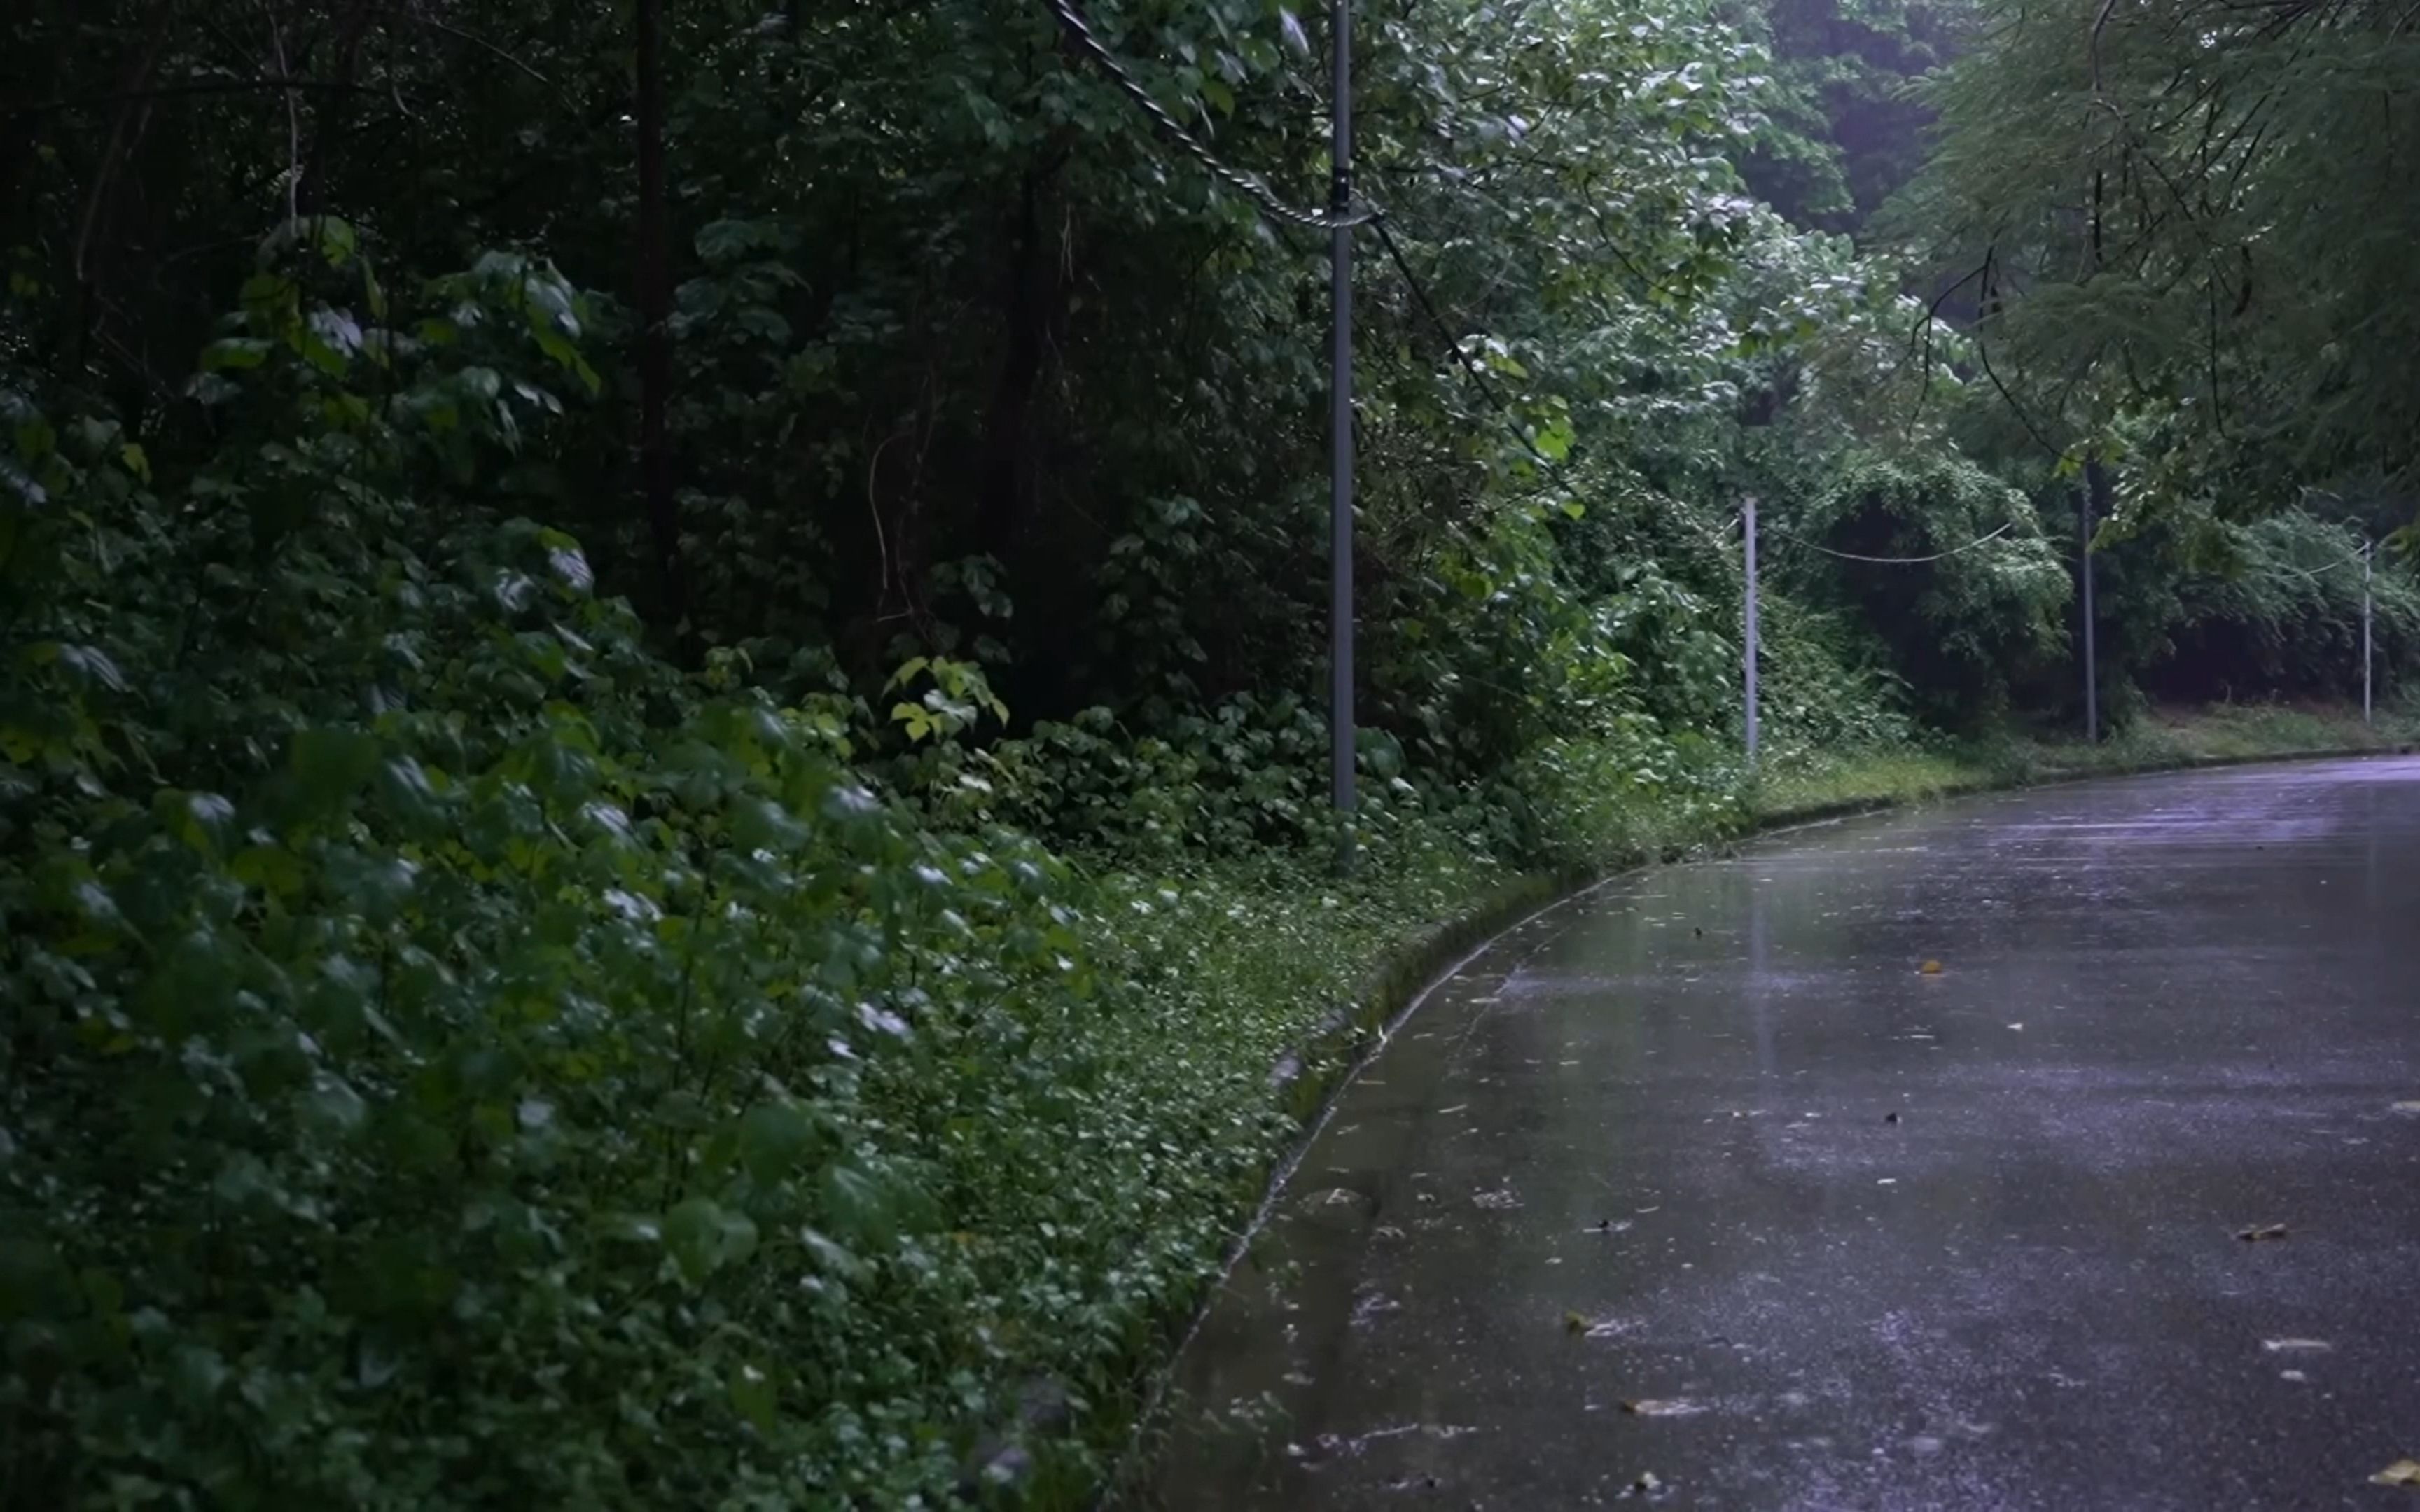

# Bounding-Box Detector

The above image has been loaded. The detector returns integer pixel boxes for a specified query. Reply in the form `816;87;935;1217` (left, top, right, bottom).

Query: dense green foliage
4;0;2415;1504
1905;0;2420;538
1729;0;1968;231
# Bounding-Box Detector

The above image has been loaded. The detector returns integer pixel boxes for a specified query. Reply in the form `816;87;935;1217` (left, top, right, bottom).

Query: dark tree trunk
66;17;166;373
977;153;1071;560
293;1;378;218
634;0;687;641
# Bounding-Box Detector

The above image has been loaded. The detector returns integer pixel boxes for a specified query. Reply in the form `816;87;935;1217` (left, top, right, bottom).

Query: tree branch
11;76;394;118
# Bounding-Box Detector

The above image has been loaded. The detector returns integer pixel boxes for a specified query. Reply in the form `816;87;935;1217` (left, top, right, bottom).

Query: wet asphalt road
1139;758;2420;1511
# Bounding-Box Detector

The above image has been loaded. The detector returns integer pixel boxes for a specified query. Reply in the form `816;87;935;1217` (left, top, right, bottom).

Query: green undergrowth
8;657;2390;1510
6;241;2409;1509
2024;701;2418;771
1751;701;2412;818
1068;698;2409;1502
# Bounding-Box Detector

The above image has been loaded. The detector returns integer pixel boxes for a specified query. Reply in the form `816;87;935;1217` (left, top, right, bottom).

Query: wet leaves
2237;1223;2289;1242
1919;959;1945;975
1564;1311;1634;1339
2371;1460;2420;1488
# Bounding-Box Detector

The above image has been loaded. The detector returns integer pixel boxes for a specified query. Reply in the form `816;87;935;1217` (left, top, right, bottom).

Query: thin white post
2363;539;2374;727
2080;470;2101;743
1743;496;1760;767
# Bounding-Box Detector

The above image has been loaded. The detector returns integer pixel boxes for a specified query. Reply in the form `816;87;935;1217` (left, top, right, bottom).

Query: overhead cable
1767;521;2019;565
1042;0;1379;230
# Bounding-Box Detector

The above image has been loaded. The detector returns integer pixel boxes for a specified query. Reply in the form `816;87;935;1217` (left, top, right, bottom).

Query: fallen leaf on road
2262;1338;2332;1352
2370;1460;2420;1488
1620;1399;1704;1418
1564;1310;1588;1334
2238;1223;2289;1242
1919;960;1944;975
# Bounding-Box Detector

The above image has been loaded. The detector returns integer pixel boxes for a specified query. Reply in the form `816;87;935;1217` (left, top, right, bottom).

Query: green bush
1788;450;2071;722
0;254;1198;1506
9;236;1702;1507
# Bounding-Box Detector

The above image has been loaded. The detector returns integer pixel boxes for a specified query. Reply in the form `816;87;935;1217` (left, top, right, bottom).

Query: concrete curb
1089;739;2414;1507
1095;739;2414;1505
1293;743;2409;1143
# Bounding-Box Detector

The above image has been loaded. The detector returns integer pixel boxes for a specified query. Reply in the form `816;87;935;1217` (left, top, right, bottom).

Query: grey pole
1742;496;1760;768
2080;468;2101;743
2363;539;2374;727
1328;0;1356;862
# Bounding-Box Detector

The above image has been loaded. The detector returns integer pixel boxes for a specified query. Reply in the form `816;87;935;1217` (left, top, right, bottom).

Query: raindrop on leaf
1277;8;1311;55
1619;1399;1704;1418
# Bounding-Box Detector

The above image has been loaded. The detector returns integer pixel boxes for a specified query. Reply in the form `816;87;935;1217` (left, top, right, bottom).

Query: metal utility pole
1328;0;1356;864
1742;496;1760;767
2080;465;2103;743
2363;538;2374;727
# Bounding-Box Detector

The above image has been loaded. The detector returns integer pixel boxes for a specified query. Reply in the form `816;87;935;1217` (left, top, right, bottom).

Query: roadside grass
1750;700;2415;821
1083;698;2412;1503
1749;747;1975;815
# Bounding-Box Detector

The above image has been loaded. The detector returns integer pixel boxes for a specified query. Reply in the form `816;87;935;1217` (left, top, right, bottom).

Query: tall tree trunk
293;1;378;218
65;15;166;374
977;153;1070;559
634;0;686;641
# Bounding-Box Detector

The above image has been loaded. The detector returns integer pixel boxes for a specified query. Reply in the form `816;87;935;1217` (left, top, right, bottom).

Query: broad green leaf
665;1198;758;1283
201;338;272;372
729;1362;777;1434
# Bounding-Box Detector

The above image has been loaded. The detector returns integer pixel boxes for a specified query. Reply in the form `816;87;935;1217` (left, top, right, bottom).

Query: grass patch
1748;700;2413;822
1749;748;1977;816
1085;699;2409;1502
